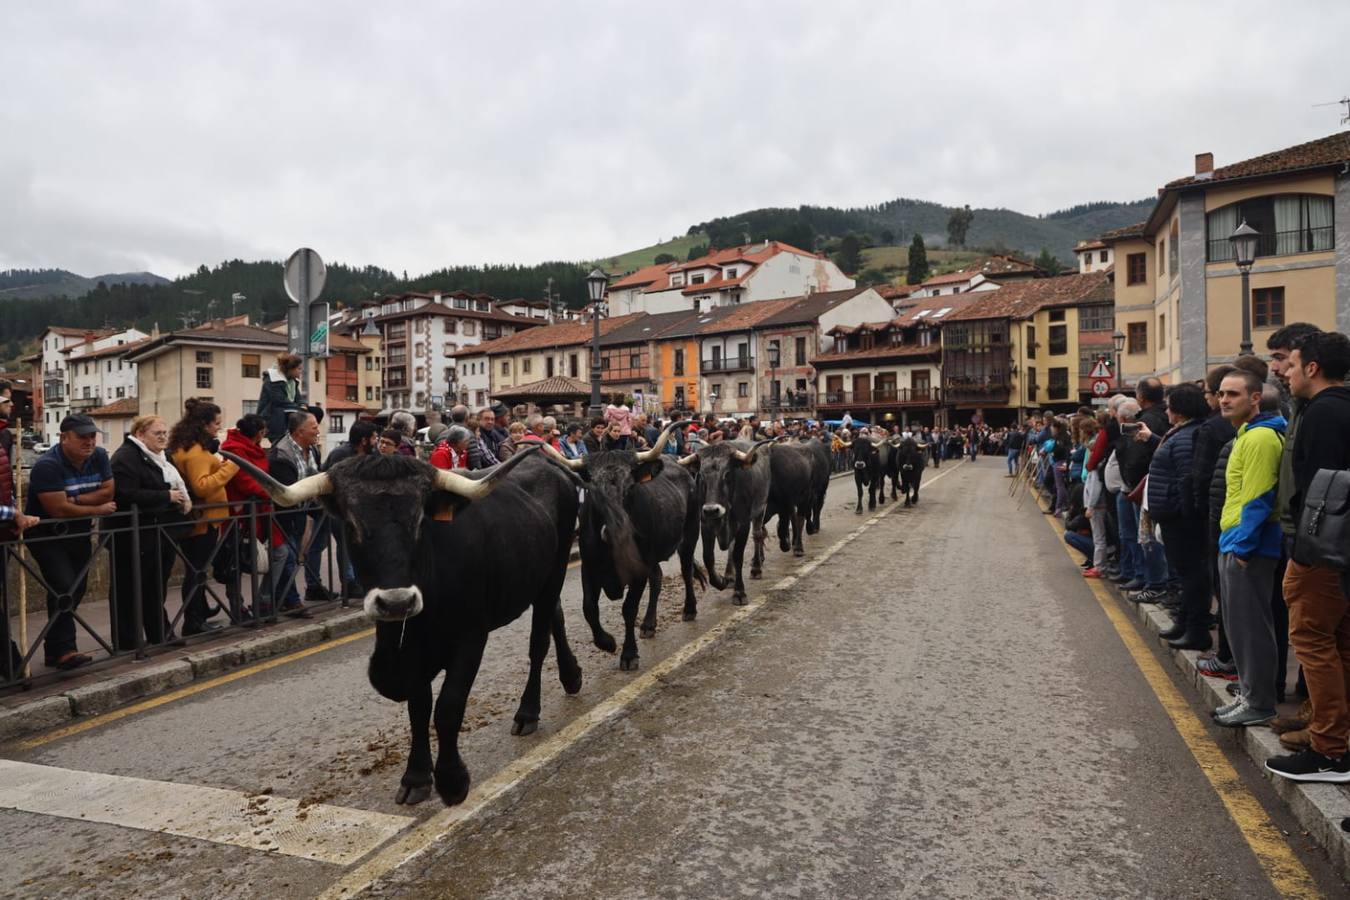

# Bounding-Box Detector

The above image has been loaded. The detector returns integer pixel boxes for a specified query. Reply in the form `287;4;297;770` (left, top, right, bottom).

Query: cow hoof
434;762;471;807
620;656;640;671
854;508;862;515
778;540;790;553
560;665;583;696
733;593;747;606
511;716;539;736
793;548;804;557
640;625;656;639
396;781;433;806
593;632;617;654
750;569;762;579
682;610;697;622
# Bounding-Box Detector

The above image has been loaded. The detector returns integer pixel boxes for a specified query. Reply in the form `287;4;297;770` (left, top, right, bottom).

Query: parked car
32;441;50;454
20;431;36;449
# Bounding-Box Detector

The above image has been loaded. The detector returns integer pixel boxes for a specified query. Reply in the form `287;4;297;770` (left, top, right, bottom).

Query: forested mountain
0;268;170;300
685;197;1153;262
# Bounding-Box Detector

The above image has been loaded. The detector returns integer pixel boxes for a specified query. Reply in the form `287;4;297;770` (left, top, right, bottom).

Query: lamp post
767;341;780;421
586;268;608;417
1111;328;1126;392
1229;219;1259;356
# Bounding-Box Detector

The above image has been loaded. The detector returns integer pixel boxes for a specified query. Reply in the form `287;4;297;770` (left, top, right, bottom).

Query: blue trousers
1006;448;1019;474
1064;530;1094;563
1115;493;1143;582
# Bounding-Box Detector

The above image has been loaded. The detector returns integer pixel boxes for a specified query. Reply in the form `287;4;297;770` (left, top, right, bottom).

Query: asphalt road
0;459;1341;899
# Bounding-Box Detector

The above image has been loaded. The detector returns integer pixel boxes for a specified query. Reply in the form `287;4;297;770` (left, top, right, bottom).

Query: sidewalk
1039;494;1350;883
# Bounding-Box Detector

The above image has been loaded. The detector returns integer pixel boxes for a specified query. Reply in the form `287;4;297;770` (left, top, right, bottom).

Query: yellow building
1099;131;1349;382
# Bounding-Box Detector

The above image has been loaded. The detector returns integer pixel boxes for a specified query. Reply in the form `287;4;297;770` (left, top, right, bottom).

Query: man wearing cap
24;414;115;670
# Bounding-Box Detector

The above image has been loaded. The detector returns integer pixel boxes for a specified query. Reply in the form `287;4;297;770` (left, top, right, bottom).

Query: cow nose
702;503;725;518
364;586;424;622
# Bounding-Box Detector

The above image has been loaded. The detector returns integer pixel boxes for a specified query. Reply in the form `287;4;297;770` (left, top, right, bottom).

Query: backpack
1293;468;1350;570
1103;451;1124;494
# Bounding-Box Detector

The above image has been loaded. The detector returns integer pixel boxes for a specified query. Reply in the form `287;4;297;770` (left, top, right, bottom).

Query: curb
2;545;586;745
1108;582;1350;881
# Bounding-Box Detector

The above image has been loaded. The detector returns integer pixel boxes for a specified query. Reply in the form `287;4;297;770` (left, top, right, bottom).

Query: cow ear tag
637;472;653;483
432;499;456;522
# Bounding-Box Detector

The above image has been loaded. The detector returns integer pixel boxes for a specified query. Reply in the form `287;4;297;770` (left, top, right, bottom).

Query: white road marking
0;759;413;866
318;461;965;898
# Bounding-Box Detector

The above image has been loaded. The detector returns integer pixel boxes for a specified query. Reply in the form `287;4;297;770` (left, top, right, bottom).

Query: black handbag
1293;468;1350;570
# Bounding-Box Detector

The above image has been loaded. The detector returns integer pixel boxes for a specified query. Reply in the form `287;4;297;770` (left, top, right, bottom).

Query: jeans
1115;493;1143;582
29;534;94;662
1006;448;1018;474
267;541;300;611
1064;530;1094;563
1141;537;1169;589
303;511;330;591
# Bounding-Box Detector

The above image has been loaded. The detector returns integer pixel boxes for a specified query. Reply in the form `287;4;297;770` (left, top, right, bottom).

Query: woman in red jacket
221;414;280;618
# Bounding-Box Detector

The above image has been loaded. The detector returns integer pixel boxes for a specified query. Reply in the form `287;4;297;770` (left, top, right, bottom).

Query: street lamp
1230;219;1259;356
586;268;609;417
767;341;780;420
1111;328;1126;392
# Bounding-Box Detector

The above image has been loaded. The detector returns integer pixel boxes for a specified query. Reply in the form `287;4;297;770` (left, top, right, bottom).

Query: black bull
896;437;926;506
763;440;826;556
223;445;582;808
681;438;773;605
542;427;703;672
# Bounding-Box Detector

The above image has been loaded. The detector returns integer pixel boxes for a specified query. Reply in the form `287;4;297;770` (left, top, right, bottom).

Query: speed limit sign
1091;378;1111;397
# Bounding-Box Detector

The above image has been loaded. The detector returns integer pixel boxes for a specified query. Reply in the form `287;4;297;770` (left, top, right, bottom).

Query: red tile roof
1166;131;1350;189
674;240;820;273
754;288;872;328
45;326;114;339
610;262;676;291
812;343;941;366
493;375;591;399
943;272;1112;322
88;397;139;417
693;298;799;336
921;269;980;287
63;337;152;361
471;313;645;355
1098;222;1147;242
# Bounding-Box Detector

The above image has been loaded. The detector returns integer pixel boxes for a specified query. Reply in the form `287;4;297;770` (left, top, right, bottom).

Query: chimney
1195;152;1214;175
83;330;96;344
433;291;442;305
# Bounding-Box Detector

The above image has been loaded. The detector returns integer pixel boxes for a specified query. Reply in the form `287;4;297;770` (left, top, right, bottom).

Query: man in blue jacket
1212;370;1287;728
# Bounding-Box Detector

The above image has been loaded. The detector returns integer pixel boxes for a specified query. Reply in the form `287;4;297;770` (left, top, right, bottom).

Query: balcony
762;391;816;414
816;388;940;410
1206;226;1333;263
700;355;755;374
69;395;104;410
943;377;1010;404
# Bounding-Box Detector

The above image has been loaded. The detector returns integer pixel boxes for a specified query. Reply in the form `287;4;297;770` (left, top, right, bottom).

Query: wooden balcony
816;388;940;411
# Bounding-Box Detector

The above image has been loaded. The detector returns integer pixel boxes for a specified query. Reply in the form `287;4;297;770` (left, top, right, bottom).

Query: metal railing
700;356;755;374
816;388;940;408
1;500;346;691
1206;225;1334;263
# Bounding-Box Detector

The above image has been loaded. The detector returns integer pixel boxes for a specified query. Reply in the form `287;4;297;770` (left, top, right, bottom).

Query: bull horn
870;437;885;447
731;437;777;464
677;453;698;466
538;441;586;470
433;442;540;500
635;419;682;463
221;451;331;507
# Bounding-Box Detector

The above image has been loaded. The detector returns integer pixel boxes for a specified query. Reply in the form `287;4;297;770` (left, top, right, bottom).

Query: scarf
130;436;193;513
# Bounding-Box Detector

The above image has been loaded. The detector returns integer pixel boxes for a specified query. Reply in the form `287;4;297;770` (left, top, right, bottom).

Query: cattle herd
223;421;927;808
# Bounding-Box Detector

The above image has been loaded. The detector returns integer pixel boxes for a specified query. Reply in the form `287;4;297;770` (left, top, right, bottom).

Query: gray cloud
2;0;1347;278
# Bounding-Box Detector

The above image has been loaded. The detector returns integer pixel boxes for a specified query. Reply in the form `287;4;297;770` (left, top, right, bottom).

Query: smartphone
1121;422;1141;434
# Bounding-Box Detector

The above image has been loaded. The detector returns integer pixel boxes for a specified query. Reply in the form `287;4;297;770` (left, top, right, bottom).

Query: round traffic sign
1091;379;1110;397
284;248;326;305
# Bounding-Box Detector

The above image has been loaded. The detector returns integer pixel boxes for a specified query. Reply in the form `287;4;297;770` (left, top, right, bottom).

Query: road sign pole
298;250;311;399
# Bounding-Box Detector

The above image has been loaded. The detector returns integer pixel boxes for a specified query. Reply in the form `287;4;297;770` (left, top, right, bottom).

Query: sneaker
1265;748;1350;783
1129;588;1169;605
1197;655;1238;680
1213;697;1245;718
1278;728;1312;751
1120;579;1146;591
1226;682;1241;697
1215;702;1275;728
1082;567;1104;579
1102;567;1121;580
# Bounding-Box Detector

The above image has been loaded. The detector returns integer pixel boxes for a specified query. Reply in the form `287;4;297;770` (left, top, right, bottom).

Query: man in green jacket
1213;370;1287;728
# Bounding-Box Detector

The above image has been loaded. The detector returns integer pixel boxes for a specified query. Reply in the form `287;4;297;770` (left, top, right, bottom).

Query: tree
686;244;709;261
833;234;863;275
879;228;896;245
946;204;974;248
1034;248;1065;275
653;253;677;265
907;234;930;284
856;268;893;287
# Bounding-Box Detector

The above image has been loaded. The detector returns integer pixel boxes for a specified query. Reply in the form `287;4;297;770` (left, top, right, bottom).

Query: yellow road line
1036;494;1321;899
321;461;965;898
16;628;375;749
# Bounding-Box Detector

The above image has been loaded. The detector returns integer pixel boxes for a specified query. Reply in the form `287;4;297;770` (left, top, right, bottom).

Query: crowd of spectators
1011;324;1350;784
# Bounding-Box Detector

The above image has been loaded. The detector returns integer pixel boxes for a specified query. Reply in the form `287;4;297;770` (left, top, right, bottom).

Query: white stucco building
64;328;149;415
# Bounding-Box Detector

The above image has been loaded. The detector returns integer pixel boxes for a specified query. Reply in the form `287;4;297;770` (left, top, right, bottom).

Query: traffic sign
1091;378;1111;397
308;301;330;357
1089;357;1112;379
284;248;326;305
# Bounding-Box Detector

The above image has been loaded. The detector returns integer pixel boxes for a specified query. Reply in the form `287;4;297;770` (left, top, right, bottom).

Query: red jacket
429;441;466;470
221;429;283;547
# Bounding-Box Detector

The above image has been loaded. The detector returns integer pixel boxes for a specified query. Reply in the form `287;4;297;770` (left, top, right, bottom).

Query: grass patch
594;233;709;275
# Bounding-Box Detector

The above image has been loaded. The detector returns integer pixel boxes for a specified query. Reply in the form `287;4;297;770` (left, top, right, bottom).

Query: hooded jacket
221;428;283;548
1146;418;1202;523
1287;385;1350;530
258;367;307;445
1218;412;1288;559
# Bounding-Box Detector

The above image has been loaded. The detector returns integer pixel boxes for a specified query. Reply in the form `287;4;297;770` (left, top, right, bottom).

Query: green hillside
593;233;709;275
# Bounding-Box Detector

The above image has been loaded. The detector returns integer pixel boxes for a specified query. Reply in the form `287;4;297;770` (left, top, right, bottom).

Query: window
1079;347;1110;376
414;343;423;358
1026;367;1038;402
241;353;260;378
1099;250;1108;263
1253;286;1285;328
501;361;510;376
463;321;476;336
673;348;685;376
1049;309;1065;322
346;384;358;402
116;386;125;398
1169;220;1179;275
375;387;382;400
106;360;112;372
1079;304;1114;332
630;353;641;369
388;345;406;365
366;386;374;401
522;358;531;375
1205;194;1335;262
795;336;807;366
1048;325;1067;355
1158;239;1166;275
388;322;406;340
691;274;705;285
196;351;213;364
243;400;258;416
365;357;373;370
444;343;457;355
1128;322;1147;354
329;414;345;435
444;319;457;334
1026;325;1036;358
1048;367;1070;400
196;367;212;389
314;363;321;383
737;382;748;398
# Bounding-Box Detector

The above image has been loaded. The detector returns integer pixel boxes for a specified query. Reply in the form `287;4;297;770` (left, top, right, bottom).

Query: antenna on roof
1312;96;1350;125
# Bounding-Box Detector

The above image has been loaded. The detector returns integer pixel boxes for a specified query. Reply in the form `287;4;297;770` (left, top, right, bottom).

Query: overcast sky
3;0;1348;279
